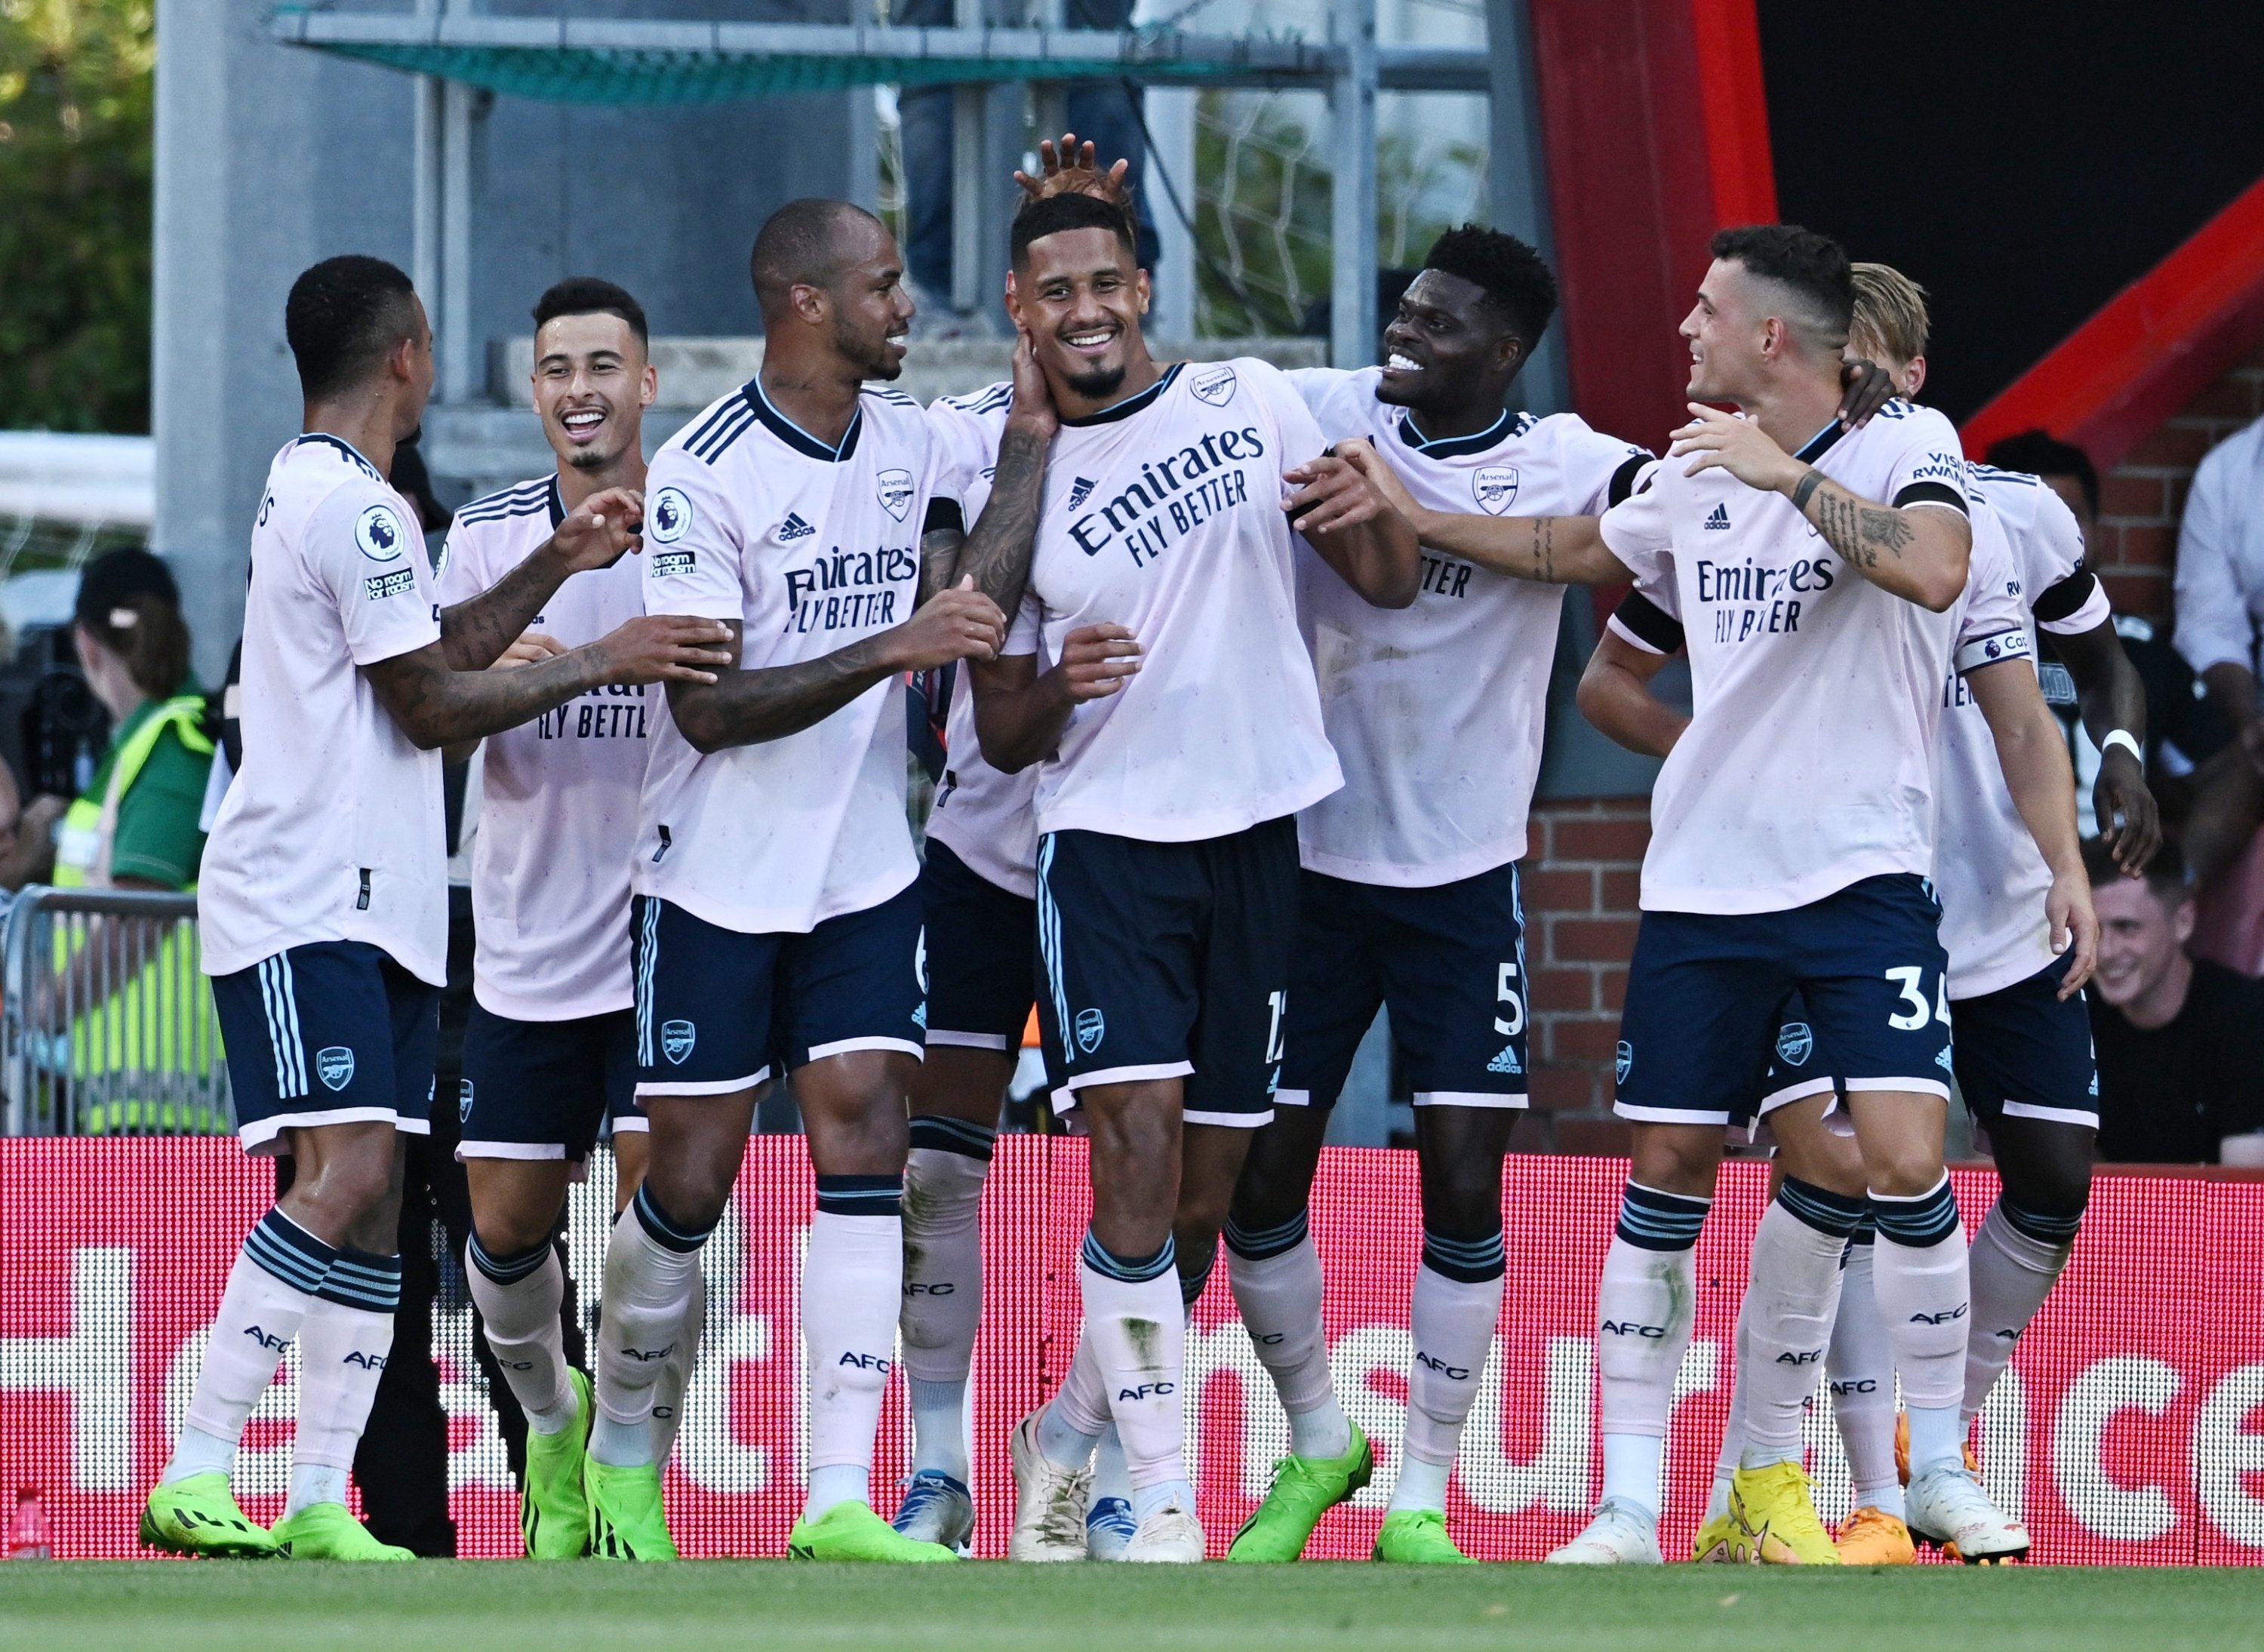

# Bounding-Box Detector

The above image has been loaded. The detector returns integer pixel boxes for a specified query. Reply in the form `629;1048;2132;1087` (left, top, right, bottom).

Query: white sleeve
1596;461;1673;586
1267;374;1333;478
1955;528;2035;676
1881;408;1970;513
923;401;981;514
1556;416;1652;515
2173;438;2255;677
304;484;442;666
640;448;747;624
2023;485;2112;636
1282;368;1359;441
432;519;488;610
1003;590;1042;657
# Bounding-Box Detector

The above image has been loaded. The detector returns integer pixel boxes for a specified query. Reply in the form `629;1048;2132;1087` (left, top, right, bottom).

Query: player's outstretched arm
970;625;1142;774
1967;658;2098;995
1330;438;1629;586
439;487;646;671
2050;618;2161;874
667;579;1005;755
1577;626;1688;759
1282;446;1421;608
1671;404;1969;611
365;615;731;750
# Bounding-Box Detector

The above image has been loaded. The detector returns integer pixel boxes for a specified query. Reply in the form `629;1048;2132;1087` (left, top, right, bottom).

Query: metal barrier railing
1;885;232;1137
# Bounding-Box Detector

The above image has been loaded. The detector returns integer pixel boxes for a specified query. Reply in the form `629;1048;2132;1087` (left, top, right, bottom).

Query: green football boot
271;1502;414;1561
586;1457;678;1561
139;1474;278;1558
1226;1423;1373;1562
521;1369;595;1558
788;1499;959;1562
1372;1508;1476;1564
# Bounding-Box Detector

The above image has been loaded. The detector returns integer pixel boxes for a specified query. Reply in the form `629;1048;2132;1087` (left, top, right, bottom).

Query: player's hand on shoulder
886;577;1008;670
589;614;734;686
1837;358;1896;429
1054;623;1142;702
548;486;646;573
492;630;566;669
1671;402;1803;491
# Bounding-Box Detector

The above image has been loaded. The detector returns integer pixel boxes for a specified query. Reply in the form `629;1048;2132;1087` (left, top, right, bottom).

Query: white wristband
2100;729;2143;764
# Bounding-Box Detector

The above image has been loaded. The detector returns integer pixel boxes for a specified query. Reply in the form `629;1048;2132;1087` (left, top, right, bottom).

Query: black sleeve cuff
1891;480;1968;513
1612;589;1685;654
1607;451;1652;507
923;497;965;537
2031;568;2100;625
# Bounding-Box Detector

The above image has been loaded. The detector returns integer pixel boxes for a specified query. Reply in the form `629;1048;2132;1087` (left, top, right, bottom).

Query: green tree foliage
0;0;154;433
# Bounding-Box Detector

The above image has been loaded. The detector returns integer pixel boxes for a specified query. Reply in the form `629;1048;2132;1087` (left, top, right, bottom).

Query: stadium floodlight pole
410;0;441;319
1328;0;1379;368
1483;0;1568;414
440;78;477;403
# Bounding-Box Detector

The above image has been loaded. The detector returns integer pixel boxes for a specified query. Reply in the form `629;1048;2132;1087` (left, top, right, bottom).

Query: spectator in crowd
2086;837;2264;1163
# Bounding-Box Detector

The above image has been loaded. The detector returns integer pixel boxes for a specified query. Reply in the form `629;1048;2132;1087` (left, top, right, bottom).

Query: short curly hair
1420;224;1558;343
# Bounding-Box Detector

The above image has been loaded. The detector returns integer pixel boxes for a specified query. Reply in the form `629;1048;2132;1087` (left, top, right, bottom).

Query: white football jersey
1007;359;1342;843
1932;466;2110;997
1287;368;1645;885
1599;401;2001;915
632;380;941;934
437;476;649;1020
200;435;447;983
923;382;1041;899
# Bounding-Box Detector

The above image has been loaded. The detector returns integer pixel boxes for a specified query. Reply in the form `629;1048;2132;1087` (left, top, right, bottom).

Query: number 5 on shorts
1885;964;1951;1031
1495;961;1525;1038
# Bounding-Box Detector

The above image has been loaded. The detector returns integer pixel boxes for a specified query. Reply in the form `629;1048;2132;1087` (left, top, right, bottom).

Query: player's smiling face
532;312;655;472
1377;269;1521;416
1009;226;1152;408
826;221;917;382
1681;258;1766;404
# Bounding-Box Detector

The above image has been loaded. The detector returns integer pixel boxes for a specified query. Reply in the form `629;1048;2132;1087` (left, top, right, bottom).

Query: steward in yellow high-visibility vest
46;551;223;1134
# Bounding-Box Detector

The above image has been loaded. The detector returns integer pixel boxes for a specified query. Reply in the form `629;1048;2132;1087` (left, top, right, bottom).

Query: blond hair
1849;262;1930;365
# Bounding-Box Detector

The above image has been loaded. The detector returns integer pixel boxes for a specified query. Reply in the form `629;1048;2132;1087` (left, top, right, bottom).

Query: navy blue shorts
1616;874;1952;1130
632;884;926;1097
457;1004;641;1160
1280;862;1528;1112
210;941;441;1155
1950;952;2099;1130
1034;817;1299;1128
921;838;1035;1053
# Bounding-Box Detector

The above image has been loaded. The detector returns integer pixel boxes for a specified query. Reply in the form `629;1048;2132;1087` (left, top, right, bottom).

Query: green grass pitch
1;1563;2259;1652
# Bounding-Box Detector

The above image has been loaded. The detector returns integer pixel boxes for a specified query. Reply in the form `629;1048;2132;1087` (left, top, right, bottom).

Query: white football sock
466;1235;574;1433
1038;1333;1107;1468
1828;1235;1903;1517
902;1141;989;1482
1870;1176;1968;1475
171;1211;333;1480
1962;1201;2073;1429
801;1206;904;1519
1706;1303;1752;1521
289;1287;396;1510
1393;1260;1503;1509
1597;1183;1709;1521
592;1192;707;1468
1092;1425;1132;1506
1740;1186;1859;1465
1226;1227;1350;1458
652;1267;706;1467
286;1463;349;1515
1079;1234;1189;1505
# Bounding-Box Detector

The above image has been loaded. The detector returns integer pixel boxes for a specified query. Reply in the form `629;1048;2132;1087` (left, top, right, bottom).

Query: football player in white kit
970;191;1420;1562
143;256;731;1560
1348;226;2093;1566
587;201;1016;1564
1217;226;1647;1564
435;277;700;1558
1660;263;2158;1565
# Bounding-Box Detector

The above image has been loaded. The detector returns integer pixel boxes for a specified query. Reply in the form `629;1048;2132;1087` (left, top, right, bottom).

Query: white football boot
1906;1464;2029;1564
1545;1497;1666;1564
1007;1412;1092;1561
1123;1502;1205;1563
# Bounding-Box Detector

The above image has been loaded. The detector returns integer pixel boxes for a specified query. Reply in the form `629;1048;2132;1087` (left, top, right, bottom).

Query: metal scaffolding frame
269;5;1495;371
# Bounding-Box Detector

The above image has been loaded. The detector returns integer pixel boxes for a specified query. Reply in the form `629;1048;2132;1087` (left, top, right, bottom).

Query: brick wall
1519;797;1649;1156
2091;339;2264;625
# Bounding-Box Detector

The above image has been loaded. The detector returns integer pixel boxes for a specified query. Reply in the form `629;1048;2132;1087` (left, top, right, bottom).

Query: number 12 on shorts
1885;964;1952;1030
1265;990;1287;1065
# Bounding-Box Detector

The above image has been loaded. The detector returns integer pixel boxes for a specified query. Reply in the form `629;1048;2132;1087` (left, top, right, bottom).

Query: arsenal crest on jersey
1473;466;1521;515
1189;365;1238;408
876;468;915;521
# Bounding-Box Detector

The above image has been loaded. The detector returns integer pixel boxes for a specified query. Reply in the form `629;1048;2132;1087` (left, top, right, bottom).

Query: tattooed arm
1670;402;1970;611
438;486;647;670
1331;439;1632;585
365;616;731;749
937;332;1057;614
665;584;1007;755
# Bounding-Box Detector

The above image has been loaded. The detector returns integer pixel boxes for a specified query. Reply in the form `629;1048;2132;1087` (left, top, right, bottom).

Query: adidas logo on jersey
1704;503;1731;529
779;512;816;540
1487;1044;1523;1075
1066;475;1097;512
